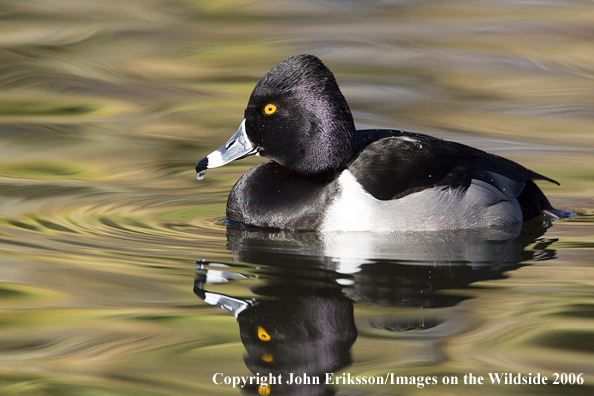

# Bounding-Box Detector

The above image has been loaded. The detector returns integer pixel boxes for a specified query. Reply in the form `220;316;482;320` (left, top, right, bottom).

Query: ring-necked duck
196;54;567;231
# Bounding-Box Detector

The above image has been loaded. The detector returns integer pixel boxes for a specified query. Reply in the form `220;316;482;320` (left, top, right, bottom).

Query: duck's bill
194;288;249;318
195;119;258;174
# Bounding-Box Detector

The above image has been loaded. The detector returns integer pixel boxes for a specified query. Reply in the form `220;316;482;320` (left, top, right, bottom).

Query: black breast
226;161;338;230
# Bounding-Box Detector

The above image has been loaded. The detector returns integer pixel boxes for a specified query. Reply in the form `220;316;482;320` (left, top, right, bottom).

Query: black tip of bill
195;157;208;180
195;157;208;173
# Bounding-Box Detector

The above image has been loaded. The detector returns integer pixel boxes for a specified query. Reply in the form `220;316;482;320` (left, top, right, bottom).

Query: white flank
321;170;523;232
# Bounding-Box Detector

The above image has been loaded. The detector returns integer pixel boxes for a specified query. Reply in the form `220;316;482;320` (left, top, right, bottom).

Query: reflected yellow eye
258;326;271;341
261;353;273;362
264;104;277;115
258;384;271;395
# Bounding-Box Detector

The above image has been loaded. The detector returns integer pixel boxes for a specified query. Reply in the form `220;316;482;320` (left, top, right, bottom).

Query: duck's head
196;55;357;177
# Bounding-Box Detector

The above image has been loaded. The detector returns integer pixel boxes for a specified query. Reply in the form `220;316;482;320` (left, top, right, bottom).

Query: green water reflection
1;0;594;395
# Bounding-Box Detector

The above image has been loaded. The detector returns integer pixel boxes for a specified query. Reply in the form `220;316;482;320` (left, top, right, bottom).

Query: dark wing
350;129;558;220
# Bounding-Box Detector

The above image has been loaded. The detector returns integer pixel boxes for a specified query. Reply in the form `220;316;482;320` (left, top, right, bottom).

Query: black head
244;55;356;175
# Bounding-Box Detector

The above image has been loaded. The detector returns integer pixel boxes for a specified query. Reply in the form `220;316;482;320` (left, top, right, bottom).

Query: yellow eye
258;326;271;341
261;353;273;362
258;384;270;395
264;104;277;115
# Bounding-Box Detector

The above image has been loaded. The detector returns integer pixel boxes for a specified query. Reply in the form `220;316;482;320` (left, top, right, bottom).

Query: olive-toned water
1;1;593;395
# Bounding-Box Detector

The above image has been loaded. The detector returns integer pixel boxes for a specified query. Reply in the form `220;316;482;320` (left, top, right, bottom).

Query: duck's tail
518;179;571;221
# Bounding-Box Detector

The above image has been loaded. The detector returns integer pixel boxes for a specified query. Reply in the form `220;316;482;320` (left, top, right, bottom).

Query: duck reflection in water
194;220;556;395
195;256;355;396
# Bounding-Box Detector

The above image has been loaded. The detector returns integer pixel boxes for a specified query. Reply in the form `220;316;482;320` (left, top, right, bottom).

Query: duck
195;54;566;232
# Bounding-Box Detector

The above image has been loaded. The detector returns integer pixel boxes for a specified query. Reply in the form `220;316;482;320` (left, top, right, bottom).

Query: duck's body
196;55;565;231
226;129;557;231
